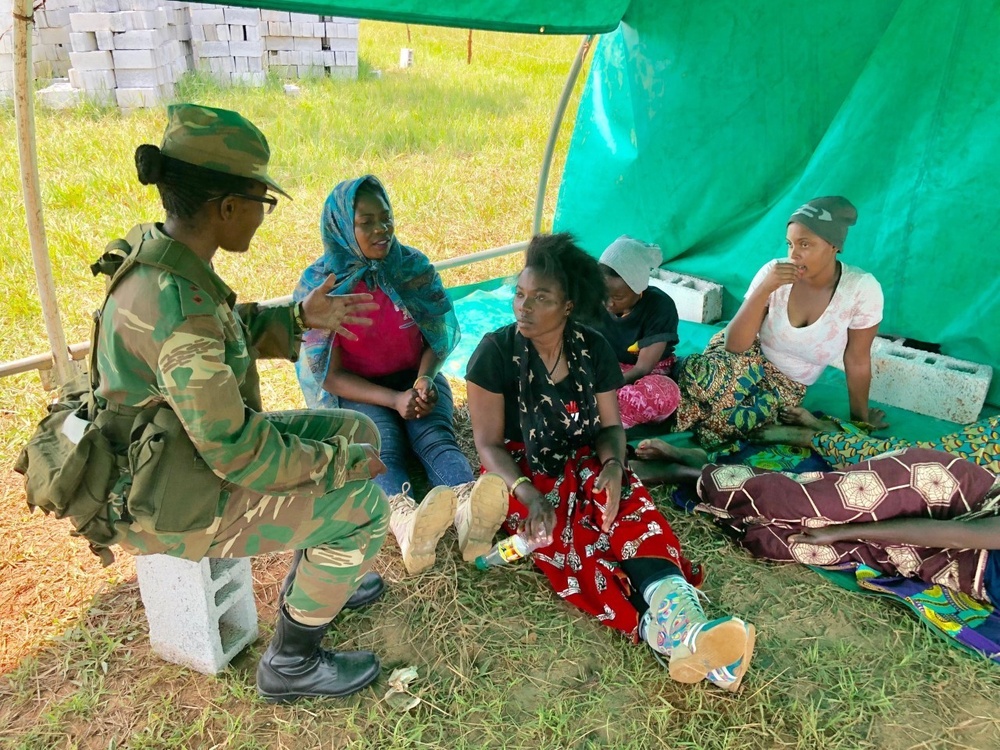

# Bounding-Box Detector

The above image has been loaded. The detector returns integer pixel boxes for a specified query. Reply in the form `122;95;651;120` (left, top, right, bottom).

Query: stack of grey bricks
189;4;265;85
66;0;192;108
261;11;358;79
1;2;359;107
0;0;76;93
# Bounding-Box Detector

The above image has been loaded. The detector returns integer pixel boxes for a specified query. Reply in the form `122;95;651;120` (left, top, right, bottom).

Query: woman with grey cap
640;196;884;453
594;236;682;430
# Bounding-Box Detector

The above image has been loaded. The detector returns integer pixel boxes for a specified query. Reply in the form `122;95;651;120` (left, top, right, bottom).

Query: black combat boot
256;607;381;702
279;550;385;612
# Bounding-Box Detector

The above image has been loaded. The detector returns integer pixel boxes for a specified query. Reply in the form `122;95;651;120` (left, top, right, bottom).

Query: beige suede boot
388;484;457;575
453;473;509;562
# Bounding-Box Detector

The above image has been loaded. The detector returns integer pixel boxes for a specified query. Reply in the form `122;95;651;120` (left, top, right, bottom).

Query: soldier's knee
354;412;381;452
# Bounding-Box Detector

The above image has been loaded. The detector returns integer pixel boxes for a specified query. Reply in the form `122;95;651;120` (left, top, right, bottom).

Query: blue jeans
339;374;473;498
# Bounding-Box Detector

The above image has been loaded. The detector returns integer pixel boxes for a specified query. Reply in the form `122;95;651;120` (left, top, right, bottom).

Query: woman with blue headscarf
294;176;508;576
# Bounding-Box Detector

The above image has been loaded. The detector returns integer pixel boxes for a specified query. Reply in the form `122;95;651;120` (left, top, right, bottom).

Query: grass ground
3;21;1000;750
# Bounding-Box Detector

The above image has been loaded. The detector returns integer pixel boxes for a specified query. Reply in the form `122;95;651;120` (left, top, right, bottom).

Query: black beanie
788;196;857;249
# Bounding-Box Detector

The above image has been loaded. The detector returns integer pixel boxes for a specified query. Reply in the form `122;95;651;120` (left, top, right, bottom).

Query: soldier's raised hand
300;274;379;340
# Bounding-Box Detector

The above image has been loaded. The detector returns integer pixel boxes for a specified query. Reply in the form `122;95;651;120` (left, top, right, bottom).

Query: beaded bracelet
292;301;309;332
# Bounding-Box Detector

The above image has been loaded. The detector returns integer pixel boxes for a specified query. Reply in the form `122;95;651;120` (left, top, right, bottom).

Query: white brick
70;12;116;32
92;0;120;11
223;6;259;25
69;49;114;70
112;47;156;68
203;25;219;42
265;36;293;51
69;31;99;52
216;24;230;41
648;270;724;324
190;24;205;41
135;556;258;674
245;25;260;42
277;22;292;36
73;67;116;91
289;12;317;22
260;10;289;22
194;40;230;58
229;39;263;56
113;29;162;49
119;9;162;30
190;7;225;25
868;338;992;423
347;23;358;39
37;80;81;109
114;67;158;87
294;36;321;51
327;37;355;52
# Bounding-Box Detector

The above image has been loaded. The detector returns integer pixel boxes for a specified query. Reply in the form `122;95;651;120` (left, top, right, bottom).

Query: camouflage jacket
95;224;370;497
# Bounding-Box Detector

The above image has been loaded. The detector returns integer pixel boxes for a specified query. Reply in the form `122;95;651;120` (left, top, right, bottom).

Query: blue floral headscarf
293;175;460;408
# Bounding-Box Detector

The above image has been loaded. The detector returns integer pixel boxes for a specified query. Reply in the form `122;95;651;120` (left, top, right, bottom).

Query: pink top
746;259;883;386
335;281;426;378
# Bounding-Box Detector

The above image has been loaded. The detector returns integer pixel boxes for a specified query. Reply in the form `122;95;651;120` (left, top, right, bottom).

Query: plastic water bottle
475;529;552;570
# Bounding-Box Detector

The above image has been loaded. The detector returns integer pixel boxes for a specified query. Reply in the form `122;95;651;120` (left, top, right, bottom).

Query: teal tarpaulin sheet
553;0;1000;406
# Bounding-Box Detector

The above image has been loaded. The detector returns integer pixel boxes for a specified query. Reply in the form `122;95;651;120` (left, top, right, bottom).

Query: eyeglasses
208;192;279;215
229;192;278;214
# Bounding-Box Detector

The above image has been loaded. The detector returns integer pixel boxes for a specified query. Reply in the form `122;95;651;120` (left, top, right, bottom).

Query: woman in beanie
655;196;884;451
92;104;392;702
594;236;682;429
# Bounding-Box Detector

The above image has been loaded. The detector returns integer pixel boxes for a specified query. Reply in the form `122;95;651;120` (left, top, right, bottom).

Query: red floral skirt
497;443;701;641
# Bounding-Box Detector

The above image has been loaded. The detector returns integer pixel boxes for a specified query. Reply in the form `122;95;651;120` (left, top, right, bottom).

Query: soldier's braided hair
523;232;607;325
135;144;257;221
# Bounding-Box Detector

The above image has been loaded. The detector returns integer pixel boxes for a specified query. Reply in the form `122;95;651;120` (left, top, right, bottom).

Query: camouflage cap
160;103;291;199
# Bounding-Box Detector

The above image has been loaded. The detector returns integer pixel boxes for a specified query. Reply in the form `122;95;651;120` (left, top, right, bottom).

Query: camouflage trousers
119;409;389;626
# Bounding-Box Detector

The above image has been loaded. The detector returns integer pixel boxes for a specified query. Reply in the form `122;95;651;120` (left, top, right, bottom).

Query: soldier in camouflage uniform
97;103;388;702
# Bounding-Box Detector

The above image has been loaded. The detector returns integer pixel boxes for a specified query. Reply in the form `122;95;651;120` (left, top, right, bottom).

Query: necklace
546;343;564;378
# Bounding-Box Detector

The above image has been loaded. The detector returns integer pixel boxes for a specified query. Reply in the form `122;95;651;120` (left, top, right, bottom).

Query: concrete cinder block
135;555;258;674
189;7;225;25
648;269;723;324
223;6;260;25
115;85;161;108
69;49;114;71
37;79;82;108
294;36;321;51
70;31;99;52
95;29;114;50
868;337;992;424
113;29;163;49
260;10;289;22
229;39;263;56
70;12;116;32
112;48;157;68
193;40;230;58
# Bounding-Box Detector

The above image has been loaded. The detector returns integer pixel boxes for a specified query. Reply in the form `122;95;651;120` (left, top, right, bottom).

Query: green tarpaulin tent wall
554;0;1000;406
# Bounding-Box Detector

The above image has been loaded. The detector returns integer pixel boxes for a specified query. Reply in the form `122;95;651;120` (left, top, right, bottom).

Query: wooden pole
467;29;472;64
12;0;74;387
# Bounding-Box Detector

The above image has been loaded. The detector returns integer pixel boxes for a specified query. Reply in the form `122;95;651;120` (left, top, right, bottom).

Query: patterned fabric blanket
670;441;1000;665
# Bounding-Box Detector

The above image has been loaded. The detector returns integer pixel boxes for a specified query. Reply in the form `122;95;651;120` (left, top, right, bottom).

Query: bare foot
748;424;817;447
778;406;831;430
635;439;708;468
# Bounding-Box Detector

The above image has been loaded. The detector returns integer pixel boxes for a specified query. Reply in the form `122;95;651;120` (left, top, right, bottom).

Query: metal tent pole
532;34;593;236
13;0;74;387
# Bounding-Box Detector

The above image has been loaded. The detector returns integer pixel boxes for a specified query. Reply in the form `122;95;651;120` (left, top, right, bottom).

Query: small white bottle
474;529;552;570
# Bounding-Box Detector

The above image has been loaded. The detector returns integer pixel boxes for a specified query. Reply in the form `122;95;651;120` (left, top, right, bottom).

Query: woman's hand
301;275;379;340
789;525;848;546
394;389;424;420
413;375;439;411
762;261;803;293
518;483;556;539
866;408;890;431
595;462;624;532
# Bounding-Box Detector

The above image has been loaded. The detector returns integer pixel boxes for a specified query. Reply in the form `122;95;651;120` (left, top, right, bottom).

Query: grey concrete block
69;49;114;70
193;40;230;58
113;29;163;49
648;269;724;324
223;6;259;26
70;31;99;52
37;79;81;108
95;29;114;50
135;555;258;674
70;12;117;32
869;337;992;424
189;7;225;25
260;10;289;22
112;47;157;68
229;39;263;56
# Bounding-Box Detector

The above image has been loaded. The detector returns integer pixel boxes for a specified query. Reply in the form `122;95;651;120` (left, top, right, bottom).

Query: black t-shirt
466;322;624;443
594;286;679;365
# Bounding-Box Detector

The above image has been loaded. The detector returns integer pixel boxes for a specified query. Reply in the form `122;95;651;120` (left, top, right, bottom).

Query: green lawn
2;21;1000;750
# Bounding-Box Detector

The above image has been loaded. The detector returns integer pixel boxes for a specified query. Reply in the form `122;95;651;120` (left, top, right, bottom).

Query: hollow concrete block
648;269;723;324
869;337;992;424
135;555;258;675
